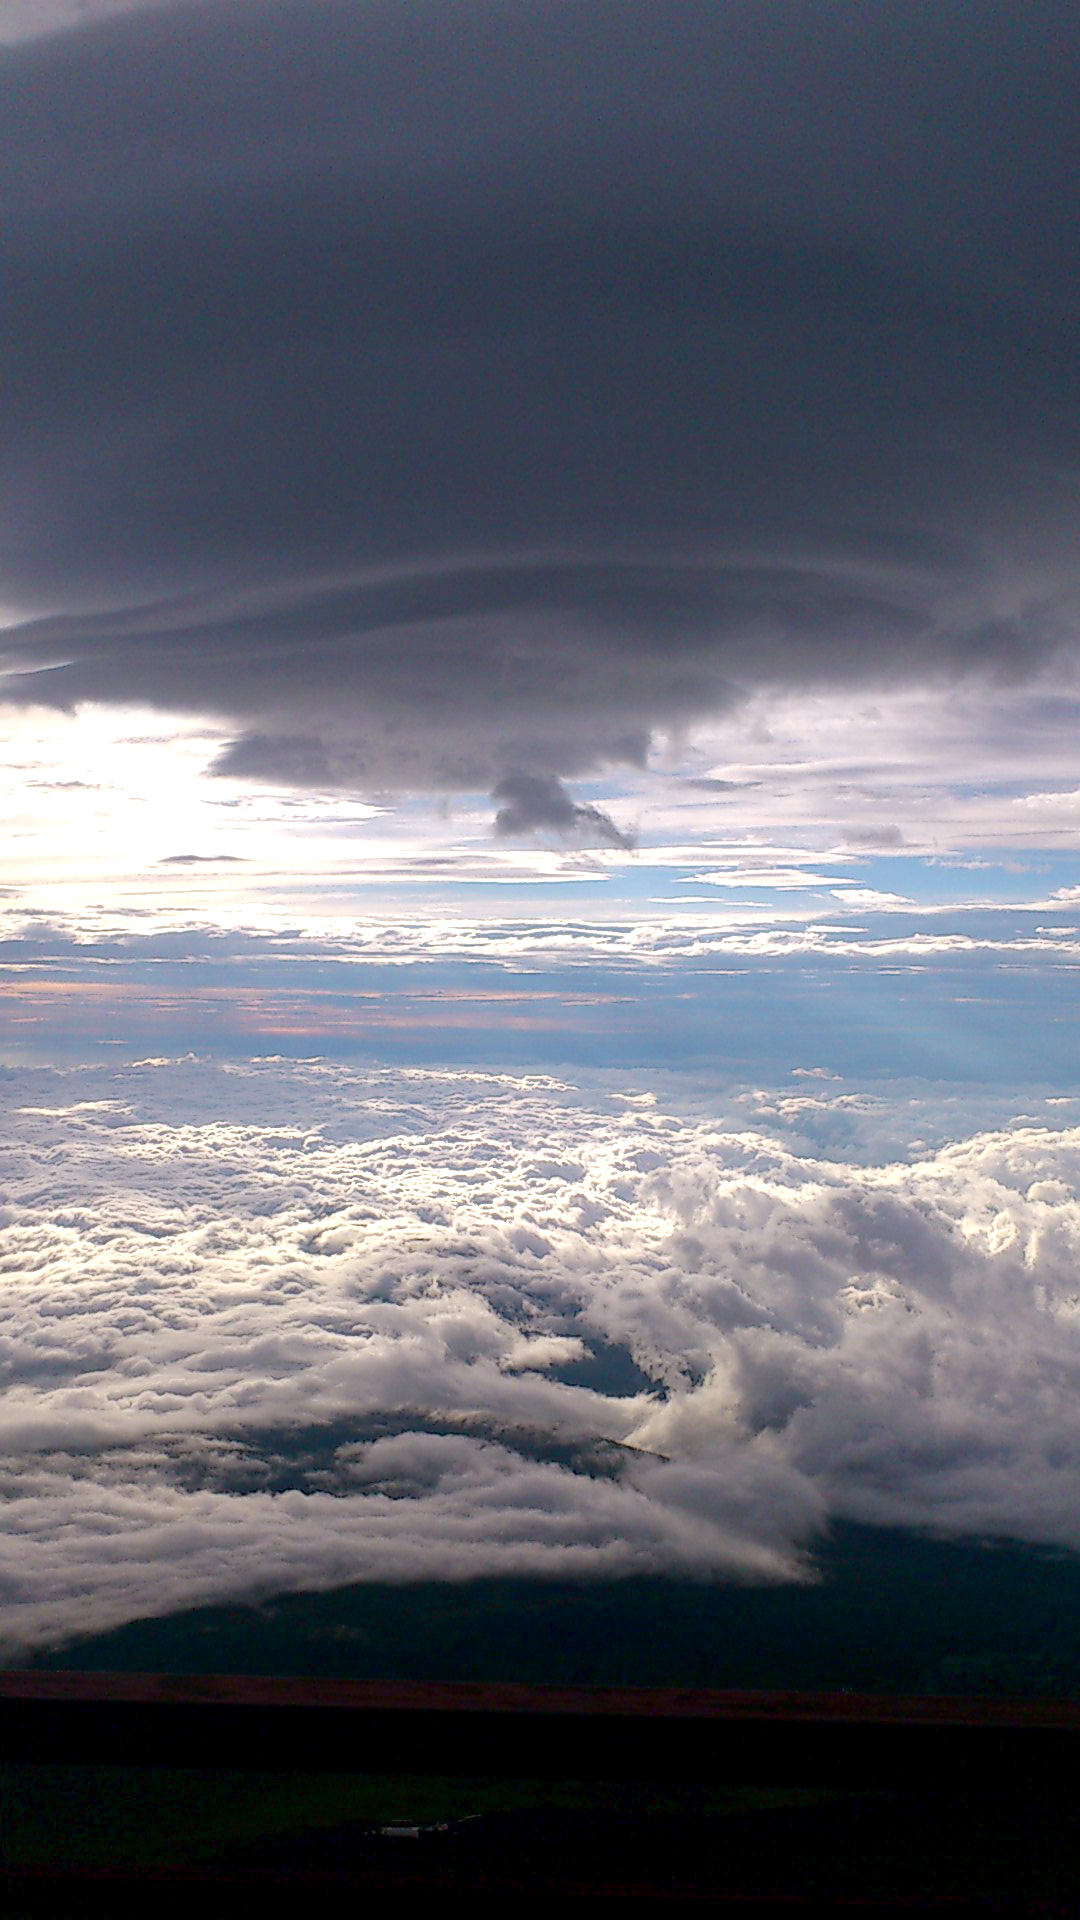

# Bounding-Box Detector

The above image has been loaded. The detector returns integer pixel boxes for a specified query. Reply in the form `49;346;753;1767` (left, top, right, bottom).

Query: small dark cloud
492;773;635;851
685;778;760;794
840;826;906;848
26;778;101;791
159;853;247;865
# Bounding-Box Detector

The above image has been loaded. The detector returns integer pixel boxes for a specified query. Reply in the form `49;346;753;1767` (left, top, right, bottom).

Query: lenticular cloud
2;1058;1079;1655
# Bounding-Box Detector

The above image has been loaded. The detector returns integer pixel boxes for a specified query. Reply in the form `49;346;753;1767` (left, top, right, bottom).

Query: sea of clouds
3;1057;1079;1657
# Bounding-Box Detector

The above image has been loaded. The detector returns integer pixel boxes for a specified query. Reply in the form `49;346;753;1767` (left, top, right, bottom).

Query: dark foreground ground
4;1762;1077;1912
4;1677;1078;1913
5;1525;1079;1911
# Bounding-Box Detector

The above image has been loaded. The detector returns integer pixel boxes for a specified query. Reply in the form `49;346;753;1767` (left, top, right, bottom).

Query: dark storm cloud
3;0;1079;800
492;773;635;849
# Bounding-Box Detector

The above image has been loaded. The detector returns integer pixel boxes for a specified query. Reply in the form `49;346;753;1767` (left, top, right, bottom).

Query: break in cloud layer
3;1058;1079;1657
4;0;1080;820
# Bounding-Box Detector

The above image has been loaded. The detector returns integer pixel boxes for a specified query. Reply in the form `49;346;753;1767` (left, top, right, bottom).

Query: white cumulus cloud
2;1059;1079;1656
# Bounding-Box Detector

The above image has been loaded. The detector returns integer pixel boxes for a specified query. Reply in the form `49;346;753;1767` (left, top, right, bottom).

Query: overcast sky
2;2;1079;1656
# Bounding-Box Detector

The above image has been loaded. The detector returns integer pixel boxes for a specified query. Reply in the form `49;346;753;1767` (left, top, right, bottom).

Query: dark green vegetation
5;1769;1077;1908
26;1522;1080;1696
1;1767;842;1873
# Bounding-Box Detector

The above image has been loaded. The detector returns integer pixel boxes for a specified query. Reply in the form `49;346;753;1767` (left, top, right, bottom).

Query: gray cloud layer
4;1;1078;808
3;1059;1079;1655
